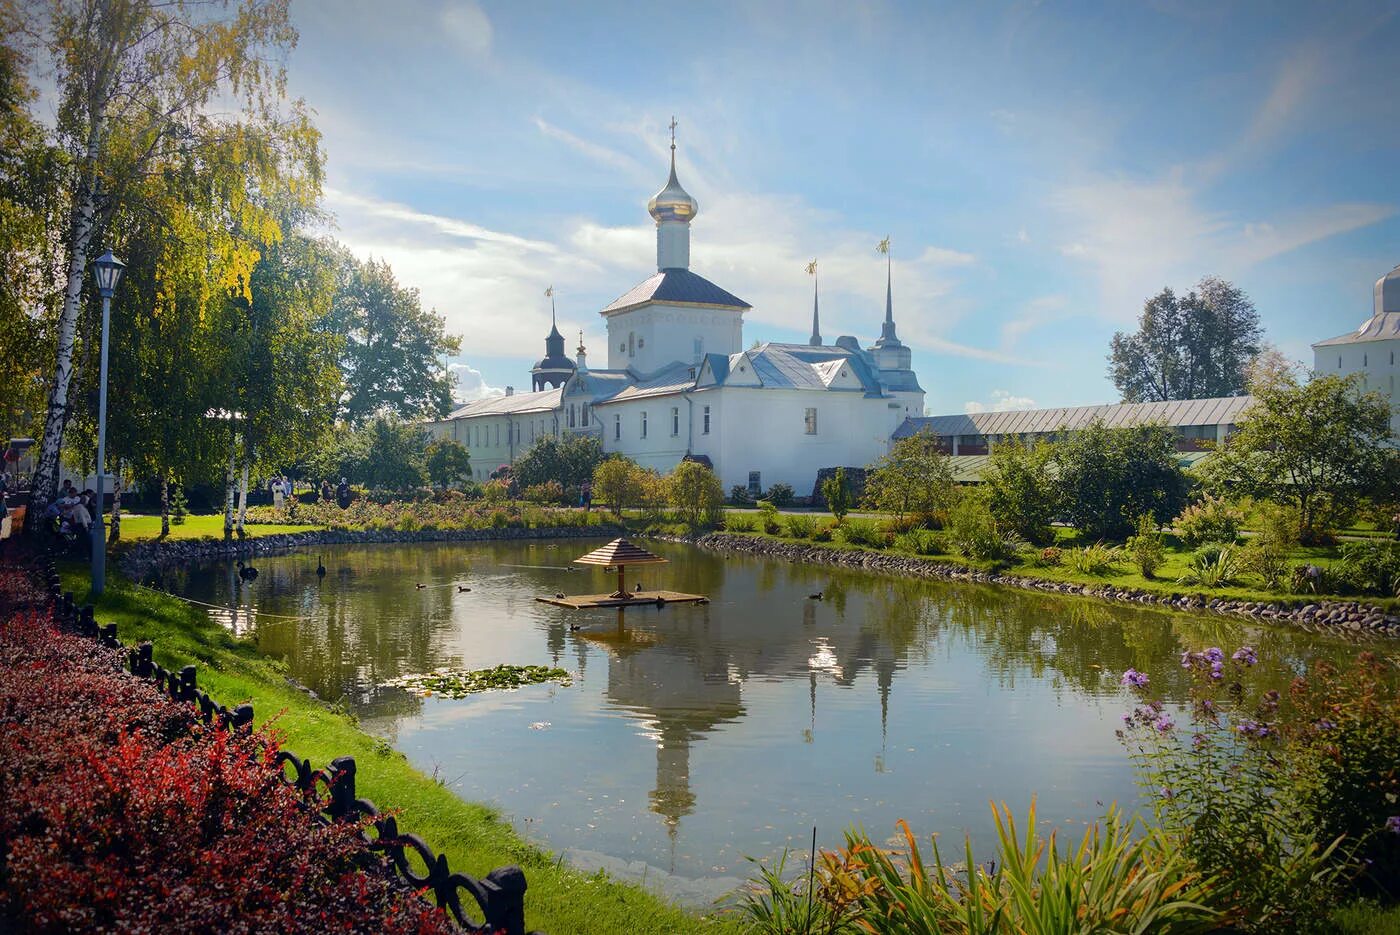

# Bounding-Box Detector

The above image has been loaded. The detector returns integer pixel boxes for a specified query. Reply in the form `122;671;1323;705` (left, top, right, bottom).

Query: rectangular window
641;411;648;439
748;471;761;496
702;405;711;435
582;404;590;427
671;407;680;436
804;407;818;435
494;424;500;446
614;414;620;440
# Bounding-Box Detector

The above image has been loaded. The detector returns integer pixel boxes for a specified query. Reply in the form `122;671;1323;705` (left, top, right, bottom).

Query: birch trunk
29;115;104;530
108;471;122;543
236;461;250;534
223;445;237;541
160;473;170;538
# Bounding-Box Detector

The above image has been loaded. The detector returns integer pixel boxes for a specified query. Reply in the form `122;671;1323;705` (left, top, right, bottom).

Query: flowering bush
1173;494;1245;548
1118;645;1400;929
0;609;454;933
247;497;604;534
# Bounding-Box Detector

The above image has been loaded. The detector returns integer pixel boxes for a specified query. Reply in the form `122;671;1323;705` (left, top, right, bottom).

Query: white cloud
448;362;505;402
964;390;1037;414
534;117;647;179
999;294;1070;349
440;1;493;59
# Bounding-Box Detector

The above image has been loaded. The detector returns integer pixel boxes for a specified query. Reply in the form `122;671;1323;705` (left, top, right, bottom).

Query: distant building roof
601;268;751;315
444;386;562;418
599;361;699;403
1313;312;1400;347
896;395;1253;439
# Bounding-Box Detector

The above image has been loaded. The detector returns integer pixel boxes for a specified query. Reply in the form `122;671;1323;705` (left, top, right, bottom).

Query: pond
153;538;1373;904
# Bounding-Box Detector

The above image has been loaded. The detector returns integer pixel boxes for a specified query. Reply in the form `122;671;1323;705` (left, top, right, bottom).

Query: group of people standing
43;480;97;538
273;475;352;509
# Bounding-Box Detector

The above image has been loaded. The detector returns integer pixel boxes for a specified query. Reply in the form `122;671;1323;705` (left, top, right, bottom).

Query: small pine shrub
170;485;188;525
765;482;795;506
1125;513;1165;579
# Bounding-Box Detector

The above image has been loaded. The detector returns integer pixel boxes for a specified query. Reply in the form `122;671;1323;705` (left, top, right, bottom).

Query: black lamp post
91;248;125;595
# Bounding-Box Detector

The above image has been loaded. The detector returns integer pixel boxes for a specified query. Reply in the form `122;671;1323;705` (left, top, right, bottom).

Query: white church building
427;139;924;496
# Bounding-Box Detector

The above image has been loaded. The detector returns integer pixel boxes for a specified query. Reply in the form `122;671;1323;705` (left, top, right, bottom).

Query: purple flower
1210;660;1224;680
1386;816;1400;835
1236;719;1271;739
1315;719;1337;731
1204;647;1224;664
1154;714;1175;734
1232;646;1258;666
1121;669;1150;690
1159;786;1174;799
1121;712;1133;726
1180;650;1194;669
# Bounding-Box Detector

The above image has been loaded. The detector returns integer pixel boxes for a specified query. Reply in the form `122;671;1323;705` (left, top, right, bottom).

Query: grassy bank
115;514;325;541
711;518;1399;613
62;567;738;935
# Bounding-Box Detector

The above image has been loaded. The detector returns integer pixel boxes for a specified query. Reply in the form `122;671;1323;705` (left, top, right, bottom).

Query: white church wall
1315;339;1400;436
596;393;694;476
605;302;742;372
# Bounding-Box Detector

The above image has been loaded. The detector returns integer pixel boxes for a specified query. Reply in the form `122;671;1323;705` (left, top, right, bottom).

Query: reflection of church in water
543;572;910;850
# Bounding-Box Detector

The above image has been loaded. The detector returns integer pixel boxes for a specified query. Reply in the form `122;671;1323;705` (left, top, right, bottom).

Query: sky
280;0;1400;414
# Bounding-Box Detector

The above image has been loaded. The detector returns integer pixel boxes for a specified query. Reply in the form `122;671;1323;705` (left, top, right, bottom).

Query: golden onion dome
647;148;698;223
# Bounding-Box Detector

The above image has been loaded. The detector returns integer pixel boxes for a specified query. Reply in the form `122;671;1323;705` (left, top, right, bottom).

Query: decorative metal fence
41;563;538;935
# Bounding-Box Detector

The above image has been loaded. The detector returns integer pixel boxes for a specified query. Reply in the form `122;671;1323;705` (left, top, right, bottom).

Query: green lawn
63;568;738;935
114;513;325;542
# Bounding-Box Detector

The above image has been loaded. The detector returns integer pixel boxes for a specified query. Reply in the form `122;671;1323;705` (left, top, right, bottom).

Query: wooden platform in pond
535;589;709;610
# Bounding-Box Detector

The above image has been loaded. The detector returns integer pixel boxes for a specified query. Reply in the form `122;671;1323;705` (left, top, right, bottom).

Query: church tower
599;120;750;372
530;288;576;390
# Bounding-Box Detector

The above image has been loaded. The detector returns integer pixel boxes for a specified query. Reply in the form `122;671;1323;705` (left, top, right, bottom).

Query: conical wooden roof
572;538;668;567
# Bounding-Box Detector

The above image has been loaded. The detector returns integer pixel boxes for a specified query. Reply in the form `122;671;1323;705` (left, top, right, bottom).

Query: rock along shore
118;524;625;579
680;532;1400;638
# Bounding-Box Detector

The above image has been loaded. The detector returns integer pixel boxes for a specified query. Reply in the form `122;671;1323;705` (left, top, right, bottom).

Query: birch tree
25;0;304;521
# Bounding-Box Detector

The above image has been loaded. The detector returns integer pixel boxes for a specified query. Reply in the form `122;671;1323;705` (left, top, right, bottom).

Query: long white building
427;139;923;496
1314;263;1400;437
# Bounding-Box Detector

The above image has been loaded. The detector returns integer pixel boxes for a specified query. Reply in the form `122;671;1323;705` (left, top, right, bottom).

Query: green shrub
785;514;816;539
1174;494;1245;548
1337;540;1400;597
840;517;884;548
765;482;795;507
1034;546;1063;567
1126;513;1165;578
1177;544;1242;588
724;511;755;532
948;493;1009;561
729;485;752;505
787;803;1216;935
170;485;188;525
756;500;782;535
1065;542;1121;576
821;468;852;524
522;481;564;504
895;529;945;556
811;522;834;543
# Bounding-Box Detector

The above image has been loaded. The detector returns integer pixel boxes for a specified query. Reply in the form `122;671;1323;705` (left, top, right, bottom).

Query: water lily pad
385;664;572;698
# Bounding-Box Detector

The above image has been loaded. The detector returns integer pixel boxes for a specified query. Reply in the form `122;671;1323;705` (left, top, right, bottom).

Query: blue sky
284;0;1400;414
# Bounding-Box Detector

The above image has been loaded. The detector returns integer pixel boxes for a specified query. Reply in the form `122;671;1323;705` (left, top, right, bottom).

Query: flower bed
0;588;456;933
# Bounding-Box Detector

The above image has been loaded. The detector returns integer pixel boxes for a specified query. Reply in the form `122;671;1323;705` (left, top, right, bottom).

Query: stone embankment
686;532;1400;638
119;524;624;579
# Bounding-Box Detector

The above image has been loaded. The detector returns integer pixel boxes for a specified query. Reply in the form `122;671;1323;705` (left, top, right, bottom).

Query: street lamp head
92;249;125;298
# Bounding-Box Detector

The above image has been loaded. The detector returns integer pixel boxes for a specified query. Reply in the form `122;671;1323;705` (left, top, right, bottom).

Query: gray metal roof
895;395;1253;439
445;386;562;418
601;268;751;314
1313;312;1400;347
596;361;698;403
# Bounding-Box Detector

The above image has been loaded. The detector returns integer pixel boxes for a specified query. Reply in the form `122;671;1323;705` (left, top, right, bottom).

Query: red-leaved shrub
0;607;454;934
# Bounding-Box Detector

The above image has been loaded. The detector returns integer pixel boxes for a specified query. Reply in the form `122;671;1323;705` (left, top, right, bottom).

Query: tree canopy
1109;278;1262;402
1051;421;1188;541
862;430;956;521
512;434;605;492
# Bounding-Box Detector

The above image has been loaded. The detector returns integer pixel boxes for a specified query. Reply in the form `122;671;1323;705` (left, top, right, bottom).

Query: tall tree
1198;372;1394;543
330;253;460;425
1109;277;1262;402
1051;421;1188;541
24;0;309;521
862;430;956;521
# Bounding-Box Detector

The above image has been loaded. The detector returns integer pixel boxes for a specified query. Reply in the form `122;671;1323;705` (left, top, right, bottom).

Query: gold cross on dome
669;116;678;148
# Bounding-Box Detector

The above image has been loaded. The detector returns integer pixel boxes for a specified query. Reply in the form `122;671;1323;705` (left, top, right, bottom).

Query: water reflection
161;539;1383;895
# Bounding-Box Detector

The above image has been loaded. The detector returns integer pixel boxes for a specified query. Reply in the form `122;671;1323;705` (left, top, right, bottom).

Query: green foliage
789;803;1216;935
821;468;852;524
1065;541;1122;576
330;252;460;424
424;438;471;489
169;485;188;526
724;511;756;532
1033;546;1062;567
592;457;649;518
810;522;834;542
982;438;1059;545
733;850;852;935
666;461;724;527
1052;420;1189;541
765;482;795;507
1109;277;1261;402
1177;545;1243;588
839;517;885;548
862;430;955;521
522;481;564;505
785;514;817;539
512;434;605;492
1337;540;1400;597
1126;513;1166;578
1199;372;1395;543
1174;494;1244;547
1242;503;1297;590
948;492;1009;561
756;500;783;535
